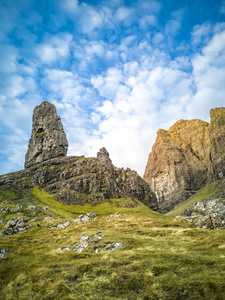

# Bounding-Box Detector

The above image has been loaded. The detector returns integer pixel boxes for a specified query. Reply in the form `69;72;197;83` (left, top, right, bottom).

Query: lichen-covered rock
144;107;225;213
25;101;68;168
175;199;225;229
3;217;30;235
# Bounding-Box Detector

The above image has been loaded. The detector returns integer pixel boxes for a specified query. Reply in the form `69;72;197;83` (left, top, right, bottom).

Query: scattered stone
109;212;127;217
80;235;89;242
56;247;70;252
95;248;99;253
3;217;30;236
0;253;5;258
16;204;24;210
43;206;49;211
29;217;38;222
49;221;71;229
43;216;54;221
0;248;9;253
0;206;10;213
74;242;89;253
27;205;36;210
73;212;96;223
105;242;123;251
86;212;97;219
93;233;104;241
0;219;3;223
174;199;225;229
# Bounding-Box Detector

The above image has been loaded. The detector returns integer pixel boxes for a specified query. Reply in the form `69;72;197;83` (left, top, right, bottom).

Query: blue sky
0;0;225;176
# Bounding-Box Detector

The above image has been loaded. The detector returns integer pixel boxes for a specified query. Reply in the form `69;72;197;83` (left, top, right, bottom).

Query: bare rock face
25;101;68;168
144;107;225;213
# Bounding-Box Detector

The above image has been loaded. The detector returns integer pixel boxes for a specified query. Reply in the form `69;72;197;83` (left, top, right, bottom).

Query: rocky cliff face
0;102;157;210
25;101;68;168
144;107;225;213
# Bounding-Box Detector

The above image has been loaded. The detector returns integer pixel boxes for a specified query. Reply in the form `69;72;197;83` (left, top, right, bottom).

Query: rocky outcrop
174;199;225;229
2;217;30;236
25;101;68;168
0;102;157;211
144;107;225;213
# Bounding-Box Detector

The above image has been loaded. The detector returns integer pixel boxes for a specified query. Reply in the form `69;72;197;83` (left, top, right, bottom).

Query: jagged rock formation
144;107;225;213
0;102;157;210
25;101;68;168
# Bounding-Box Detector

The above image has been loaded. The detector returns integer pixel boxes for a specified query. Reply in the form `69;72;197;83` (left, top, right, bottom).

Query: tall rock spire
25;101;68;168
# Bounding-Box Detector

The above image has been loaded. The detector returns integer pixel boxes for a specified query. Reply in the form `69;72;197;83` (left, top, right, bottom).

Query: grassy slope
166;181;221;217
0;187;225;300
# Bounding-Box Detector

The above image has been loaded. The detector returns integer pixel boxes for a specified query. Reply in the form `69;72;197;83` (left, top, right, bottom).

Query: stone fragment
80;235;89;242
105;242;123;251
74;242;89;252
56;247;70;252
73;213;96;223
43;206;49;211
0;206;10;213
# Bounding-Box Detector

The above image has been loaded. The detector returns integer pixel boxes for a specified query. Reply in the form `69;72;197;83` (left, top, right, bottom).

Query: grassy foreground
0;187;225;299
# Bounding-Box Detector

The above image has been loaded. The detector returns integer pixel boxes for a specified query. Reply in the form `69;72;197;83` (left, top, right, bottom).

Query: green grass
166;181;221;217
0;187;225;299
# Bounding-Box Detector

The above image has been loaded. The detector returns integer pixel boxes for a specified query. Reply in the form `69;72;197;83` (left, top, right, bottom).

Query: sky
0;0;225;176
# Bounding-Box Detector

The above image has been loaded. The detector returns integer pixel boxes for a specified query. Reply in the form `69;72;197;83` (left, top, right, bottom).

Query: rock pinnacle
25;101;68;168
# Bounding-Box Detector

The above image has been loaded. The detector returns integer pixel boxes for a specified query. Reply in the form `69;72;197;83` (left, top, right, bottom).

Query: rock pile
174;199;225;229
2;217;30;236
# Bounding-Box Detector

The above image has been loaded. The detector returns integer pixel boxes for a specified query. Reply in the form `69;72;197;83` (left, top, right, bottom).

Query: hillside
0;102;225;299
0;188;225;299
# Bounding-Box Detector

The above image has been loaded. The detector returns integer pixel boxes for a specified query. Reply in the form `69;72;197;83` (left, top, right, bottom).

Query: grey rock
56;221;71;229
80;235;89;242
27;205;36;210
43;206;49;211
43;216;54;221
25;101;68;168
73;213;96;223
0;206;10;213
105;242;123;251
56;247;70;252
175;199;225;229
3;217;30;235
0;248;9;253
74;241;89;252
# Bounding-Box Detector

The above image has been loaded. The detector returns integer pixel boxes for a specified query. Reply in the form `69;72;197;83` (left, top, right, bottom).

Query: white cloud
35;33;73;63
139;14;157;29
0;45;17;73
42;69;85;102
165;20;181;36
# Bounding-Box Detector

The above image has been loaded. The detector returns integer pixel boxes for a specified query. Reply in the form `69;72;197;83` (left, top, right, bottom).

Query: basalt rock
144;107;225;213
0;102;157;211
25;101;68;168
